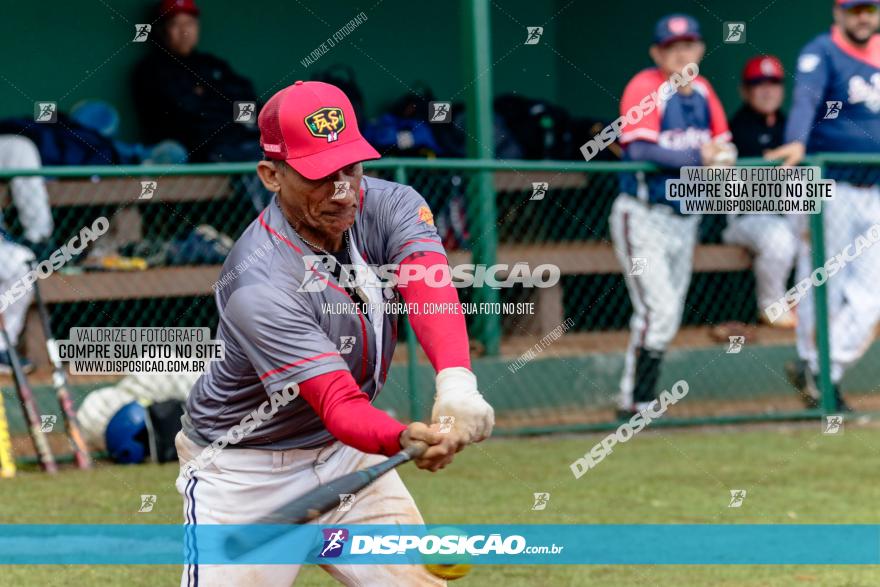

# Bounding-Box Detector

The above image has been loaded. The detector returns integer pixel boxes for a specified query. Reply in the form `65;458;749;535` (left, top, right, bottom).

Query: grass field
2;421;880;586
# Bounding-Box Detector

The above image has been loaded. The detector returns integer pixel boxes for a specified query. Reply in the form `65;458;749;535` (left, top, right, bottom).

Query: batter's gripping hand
400;422;463;472
431;367;495;444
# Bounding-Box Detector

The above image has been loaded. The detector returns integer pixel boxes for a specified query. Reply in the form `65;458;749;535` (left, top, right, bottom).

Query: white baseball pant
0;135;52;352
609;194;699;408
0;240;35;352
793;182;880;383
722;214;798;311
175;431;446;586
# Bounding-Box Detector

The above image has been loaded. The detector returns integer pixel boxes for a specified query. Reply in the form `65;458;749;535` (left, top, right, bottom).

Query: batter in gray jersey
175;80;493;587
184;176;445;449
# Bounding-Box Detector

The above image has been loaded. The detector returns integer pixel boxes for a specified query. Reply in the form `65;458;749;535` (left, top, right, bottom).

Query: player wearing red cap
175;80;494;585
723;56;799;329
133;0;263;163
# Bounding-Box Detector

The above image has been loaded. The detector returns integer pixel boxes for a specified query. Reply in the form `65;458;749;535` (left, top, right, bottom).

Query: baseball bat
29;267;92;470
0;391;16;478
0;314;56;474
224;440;428;559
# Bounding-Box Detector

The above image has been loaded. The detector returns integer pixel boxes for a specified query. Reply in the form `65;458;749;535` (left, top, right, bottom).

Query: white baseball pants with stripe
793;182;880;383
609;194;699;408
175;431;446;586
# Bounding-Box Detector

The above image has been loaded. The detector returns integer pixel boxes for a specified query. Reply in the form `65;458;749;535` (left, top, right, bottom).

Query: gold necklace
288;221;349;255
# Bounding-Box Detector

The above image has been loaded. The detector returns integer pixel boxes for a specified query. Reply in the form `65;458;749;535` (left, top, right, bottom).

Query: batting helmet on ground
105;402;148;464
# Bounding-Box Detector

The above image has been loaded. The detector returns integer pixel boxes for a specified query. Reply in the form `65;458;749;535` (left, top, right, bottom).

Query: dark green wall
0;0;841;144
555;0;836;121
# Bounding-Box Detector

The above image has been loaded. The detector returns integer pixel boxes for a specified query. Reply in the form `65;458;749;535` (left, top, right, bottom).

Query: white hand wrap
431;367;495;443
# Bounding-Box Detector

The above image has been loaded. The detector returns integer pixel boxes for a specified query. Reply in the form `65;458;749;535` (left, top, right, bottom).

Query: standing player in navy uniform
610;14;735;417
175;81;494;586
767;0;880;411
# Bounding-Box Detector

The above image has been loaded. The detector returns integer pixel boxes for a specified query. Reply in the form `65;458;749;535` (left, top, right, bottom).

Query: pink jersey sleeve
298;370;407;456
398;251;471;372
618;70;663;145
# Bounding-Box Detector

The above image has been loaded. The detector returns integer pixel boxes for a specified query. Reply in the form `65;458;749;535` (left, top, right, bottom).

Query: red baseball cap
159;0;199;18
259;81;380;180
742;55;784;84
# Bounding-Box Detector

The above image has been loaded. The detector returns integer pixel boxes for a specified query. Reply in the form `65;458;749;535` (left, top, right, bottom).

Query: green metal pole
811;158;835;414
395;166;421;422
463;0;500;355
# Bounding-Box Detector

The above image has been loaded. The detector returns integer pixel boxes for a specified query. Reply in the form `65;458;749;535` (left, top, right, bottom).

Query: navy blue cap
654;14;702;46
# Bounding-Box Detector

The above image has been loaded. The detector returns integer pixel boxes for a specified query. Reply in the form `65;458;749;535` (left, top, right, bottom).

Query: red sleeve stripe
259;351;340;381
259;211;303;254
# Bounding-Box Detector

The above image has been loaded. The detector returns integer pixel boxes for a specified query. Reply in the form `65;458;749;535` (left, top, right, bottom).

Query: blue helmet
105;402;148;464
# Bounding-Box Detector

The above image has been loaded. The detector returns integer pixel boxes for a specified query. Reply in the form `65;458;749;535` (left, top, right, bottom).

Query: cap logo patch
669;17;689;35
305;107;346;142
760;59;777;76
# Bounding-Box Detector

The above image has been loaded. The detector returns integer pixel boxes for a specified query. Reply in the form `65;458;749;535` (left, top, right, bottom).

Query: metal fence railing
0;155;876;452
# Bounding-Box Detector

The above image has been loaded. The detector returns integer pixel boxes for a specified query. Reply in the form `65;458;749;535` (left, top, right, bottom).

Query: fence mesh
805;160;880;411
0;158;867;447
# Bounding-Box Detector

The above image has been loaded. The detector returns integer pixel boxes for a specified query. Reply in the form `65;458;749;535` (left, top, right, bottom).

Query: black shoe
615;408;637;421
833;388;852;413
785;359;819;409
0;351;34;375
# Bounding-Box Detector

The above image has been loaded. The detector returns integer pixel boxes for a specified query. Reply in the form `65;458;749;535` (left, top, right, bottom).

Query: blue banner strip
0;525;877;565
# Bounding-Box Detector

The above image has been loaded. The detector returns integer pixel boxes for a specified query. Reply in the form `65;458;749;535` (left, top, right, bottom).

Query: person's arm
394;253;493;445
766;43;828;166
786;47;828;145
376;186;494;444
300;370;464;467
397;251;470;371
222;284;460;466
298;370;406;456
627;140;701;168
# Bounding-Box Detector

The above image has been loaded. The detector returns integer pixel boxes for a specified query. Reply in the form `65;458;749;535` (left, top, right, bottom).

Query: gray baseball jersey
183;175;446;449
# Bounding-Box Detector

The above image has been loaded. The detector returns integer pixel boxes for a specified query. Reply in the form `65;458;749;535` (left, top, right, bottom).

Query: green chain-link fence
0;157;872;454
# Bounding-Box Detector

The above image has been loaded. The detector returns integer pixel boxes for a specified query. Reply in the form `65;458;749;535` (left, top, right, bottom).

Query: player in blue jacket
767;0;880;411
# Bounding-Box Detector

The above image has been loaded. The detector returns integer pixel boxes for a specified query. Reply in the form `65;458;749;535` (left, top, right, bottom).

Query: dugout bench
0;175;235;371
